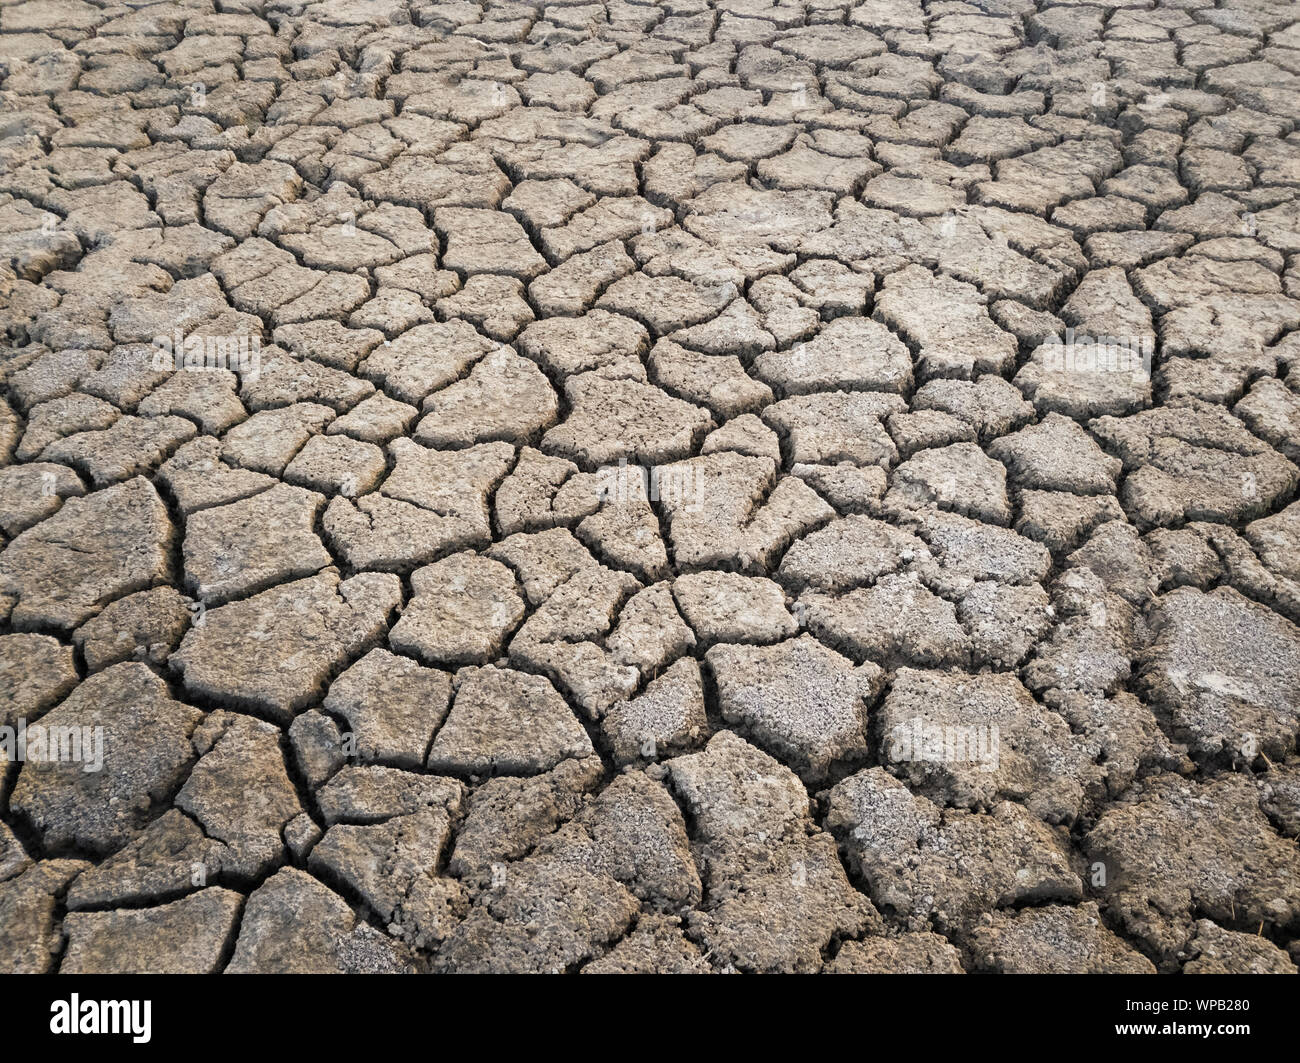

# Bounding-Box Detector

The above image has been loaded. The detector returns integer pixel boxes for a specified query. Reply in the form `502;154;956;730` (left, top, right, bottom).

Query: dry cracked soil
2;0;1300;976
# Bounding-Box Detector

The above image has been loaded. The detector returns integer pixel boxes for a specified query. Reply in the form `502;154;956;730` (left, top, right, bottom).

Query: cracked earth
2;0;1300;977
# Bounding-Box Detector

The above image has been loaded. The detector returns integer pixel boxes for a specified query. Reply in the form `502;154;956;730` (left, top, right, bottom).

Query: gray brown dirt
2;0;1300;975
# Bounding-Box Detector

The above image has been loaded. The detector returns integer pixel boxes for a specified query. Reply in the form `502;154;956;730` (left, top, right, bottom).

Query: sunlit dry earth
2;0;1300;975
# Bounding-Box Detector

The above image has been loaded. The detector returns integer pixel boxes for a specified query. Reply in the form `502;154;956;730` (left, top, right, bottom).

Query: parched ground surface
2;0;1300;976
